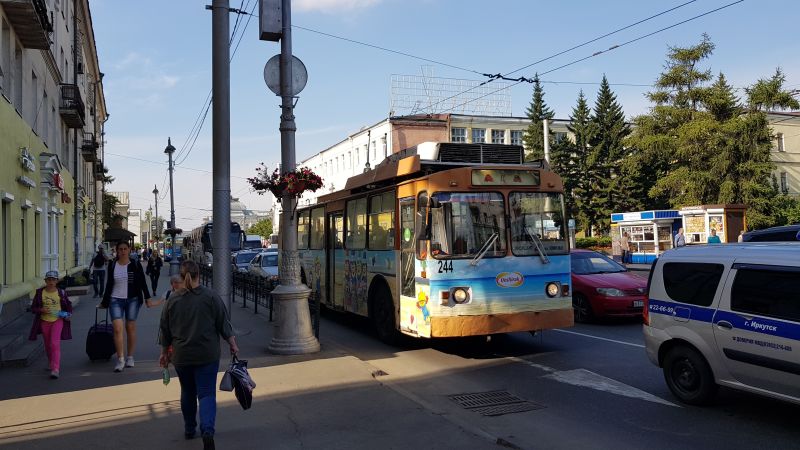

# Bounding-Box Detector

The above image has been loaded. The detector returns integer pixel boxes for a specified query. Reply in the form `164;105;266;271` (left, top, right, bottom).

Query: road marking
552;328;645;348
509;357;678;407
543;368;679;407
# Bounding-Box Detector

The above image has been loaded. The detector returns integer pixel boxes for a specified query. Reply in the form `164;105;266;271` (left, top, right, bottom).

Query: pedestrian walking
146;251;164;295
674;228;686;248
91;245;108;298
707;228;722;244
620;231;631;264
100;240;152;372
29;271;73;379
159;260;238;450
738;230;745;242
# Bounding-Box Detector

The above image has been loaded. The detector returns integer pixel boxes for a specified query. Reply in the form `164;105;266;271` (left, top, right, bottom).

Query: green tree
586;75;630;234
102;192;120;227
559;91;594;234
627;35;798;230
522;74;554;161
248;217;273;238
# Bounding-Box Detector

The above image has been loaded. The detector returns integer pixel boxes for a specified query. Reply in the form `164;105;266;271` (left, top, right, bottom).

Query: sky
89;0;800;231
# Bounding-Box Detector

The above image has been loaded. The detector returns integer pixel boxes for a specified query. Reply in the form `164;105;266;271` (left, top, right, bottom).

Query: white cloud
295;0;381;13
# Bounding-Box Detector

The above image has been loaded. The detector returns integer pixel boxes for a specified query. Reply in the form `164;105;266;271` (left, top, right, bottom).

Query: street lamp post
152;185;159;247
164;138;181;274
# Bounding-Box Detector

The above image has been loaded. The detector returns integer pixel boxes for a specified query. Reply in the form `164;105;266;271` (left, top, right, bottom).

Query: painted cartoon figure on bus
417;290;430;323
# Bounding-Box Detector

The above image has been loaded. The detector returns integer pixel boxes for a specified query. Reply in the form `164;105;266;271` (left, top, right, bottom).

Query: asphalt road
320;311;800;450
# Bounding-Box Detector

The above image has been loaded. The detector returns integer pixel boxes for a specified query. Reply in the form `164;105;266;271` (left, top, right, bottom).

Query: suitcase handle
95;307;109;325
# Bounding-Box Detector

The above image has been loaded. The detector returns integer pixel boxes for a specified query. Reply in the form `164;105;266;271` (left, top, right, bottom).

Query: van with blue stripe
643;243;800;405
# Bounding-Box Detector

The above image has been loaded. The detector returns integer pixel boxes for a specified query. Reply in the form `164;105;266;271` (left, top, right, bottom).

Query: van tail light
642;296;650;326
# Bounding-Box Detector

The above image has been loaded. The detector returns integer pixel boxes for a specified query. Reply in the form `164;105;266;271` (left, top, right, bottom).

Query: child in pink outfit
29;271;73;379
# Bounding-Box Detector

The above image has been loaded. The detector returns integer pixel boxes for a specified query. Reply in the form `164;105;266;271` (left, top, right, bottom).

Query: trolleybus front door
328;212;344;309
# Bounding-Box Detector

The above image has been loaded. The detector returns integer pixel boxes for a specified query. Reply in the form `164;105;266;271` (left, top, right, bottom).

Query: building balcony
0;0;53;50
81;132;99;162
93;163;106;182
59;84;85;128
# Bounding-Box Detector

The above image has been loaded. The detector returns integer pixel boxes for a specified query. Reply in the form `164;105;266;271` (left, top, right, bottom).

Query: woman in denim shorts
100;241;152;372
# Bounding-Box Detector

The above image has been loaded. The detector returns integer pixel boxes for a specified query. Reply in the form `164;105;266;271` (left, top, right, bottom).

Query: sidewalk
0;268;493;449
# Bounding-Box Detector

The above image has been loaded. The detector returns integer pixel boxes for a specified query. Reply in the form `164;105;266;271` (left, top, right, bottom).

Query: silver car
644;243;800;406
231;250;260;273
248;250;279;286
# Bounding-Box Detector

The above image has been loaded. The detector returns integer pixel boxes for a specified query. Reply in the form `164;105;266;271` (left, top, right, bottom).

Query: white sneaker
114;358;125;372
125;356;135;368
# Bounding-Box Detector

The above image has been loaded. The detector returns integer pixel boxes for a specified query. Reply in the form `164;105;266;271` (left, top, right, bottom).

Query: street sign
264;54;308;96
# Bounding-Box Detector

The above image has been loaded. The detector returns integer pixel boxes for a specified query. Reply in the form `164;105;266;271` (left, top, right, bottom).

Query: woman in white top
100;241;152;372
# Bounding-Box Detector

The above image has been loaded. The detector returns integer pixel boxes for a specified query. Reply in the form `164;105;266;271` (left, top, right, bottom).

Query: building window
491;130;505;144
780;172;788;194
451;127;466;143
511;130;523;146
1;201;7;284
777;132;785;152
372;141;377;161
554;132;567;144
472;128;486;143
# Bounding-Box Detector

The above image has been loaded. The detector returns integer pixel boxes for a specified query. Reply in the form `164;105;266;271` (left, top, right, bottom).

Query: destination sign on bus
472;169;540;186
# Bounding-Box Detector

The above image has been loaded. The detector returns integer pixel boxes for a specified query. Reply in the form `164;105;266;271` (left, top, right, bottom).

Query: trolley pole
211;0;232;312
261;0;319;354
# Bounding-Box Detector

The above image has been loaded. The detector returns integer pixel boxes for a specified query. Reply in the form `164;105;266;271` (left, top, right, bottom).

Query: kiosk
610;210;682;263
679;204;746;244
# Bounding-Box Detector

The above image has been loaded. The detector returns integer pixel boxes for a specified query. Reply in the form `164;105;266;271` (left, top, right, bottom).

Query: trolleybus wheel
370;283;400;345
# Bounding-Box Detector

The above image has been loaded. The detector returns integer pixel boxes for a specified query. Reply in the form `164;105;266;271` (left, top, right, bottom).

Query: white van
644;243;800;405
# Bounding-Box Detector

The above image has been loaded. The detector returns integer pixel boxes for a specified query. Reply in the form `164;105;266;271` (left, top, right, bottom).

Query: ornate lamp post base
268;283;320;354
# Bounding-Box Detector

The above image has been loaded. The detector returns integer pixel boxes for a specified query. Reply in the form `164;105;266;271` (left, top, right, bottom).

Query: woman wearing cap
29;271;73;379
100;241;151;372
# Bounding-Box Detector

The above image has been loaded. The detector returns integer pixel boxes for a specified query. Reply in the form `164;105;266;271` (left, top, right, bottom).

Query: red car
570;249;647;322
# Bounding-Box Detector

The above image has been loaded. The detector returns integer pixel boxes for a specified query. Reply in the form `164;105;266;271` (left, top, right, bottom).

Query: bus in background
243;234;264;249
267;233;279;249
184;222;243;266
164;234;186;262
295;142;572;343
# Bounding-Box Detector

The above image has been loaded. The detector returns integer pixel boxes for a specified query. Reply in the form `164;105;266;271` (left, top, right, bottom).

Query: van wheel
573;294;594;323
370;283;400;345
663;346;718;405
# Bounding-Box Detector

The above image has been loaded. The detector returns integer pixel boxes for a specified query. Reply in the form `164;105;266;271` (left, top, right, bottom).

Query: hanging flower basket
248;165;324;198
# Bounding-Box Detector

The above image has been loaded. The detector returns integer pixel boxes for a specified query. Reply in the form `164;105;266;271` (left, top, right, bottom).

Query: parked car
248;250;279;287
741;224;800;242
570;249;647;322
644;243;800;406
231;250;261;273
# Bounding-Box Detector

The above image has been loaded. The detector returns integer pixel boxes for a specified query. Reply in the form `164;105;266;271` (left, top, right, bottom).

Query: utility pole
164;138;181;274
152;185;159;244
210;0;232;312
260;0;319;354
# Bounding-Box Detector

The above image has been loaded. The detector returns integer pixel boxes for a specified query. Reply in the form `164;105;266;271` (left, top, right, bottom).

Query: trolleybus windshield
509;192;568;255
429;192;506;258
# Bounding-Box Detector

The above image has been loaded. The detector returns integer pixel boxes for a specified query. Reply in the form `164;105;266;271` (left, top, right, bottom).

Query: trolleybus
295;142;573;342
184;221;243;266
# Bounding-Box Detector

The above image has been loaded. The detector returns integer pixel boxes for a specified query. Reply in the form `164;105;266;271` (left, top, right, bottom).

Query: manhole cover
449;391;544;417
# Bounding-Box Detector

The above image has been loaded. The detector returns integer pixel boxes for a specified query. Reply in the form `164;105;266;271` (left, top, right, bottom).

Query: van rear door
711;263;800;398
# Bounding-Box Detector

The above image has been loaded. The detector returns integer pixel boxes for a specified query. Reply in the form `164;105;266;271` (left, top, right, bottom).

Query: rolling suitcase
86;309;115;361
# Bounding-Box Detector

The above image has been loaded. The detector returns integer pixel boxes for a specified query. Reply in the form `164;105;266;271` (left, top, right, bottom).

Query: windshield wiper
470;232;498;267
525;227;550;264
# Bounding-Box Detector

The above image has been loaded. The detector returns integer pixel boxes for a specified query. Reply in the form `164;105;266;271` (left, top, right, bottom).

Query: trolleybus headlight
545;282;560;298
452;287;470;304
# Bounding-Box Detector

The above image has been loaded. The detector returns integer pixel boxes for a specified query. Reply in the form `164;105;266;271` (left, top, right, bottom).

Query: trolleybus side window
345;197;367;249
298;210;310;250
509;192;569;256
369;191;396;251
310;207;325;250
429;192;506;258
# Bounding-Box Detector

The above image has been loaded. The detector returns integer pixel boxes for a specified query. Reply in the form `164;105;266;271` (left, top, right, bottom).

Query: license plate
633;300;643;308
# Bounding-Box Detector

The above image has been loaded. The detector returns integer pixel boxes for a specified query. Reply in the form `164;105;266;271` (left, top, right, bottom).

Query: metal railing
198;265;320;338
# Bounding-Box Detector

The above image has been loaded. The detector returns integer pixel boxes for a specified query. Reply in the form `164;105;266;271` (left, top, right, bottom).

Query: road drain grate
448;390;544;416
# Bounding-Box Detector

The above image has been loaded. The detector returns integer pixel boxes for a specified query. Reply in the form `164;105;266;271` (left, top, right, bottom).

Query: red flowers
248;164;323;198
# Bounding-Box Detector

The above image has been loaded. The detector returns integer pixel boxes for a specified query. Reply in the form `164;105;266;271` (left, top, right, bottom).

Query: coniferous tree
587;75;630;234
627;34;799;229
522;74;555;161
564;91;595;234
